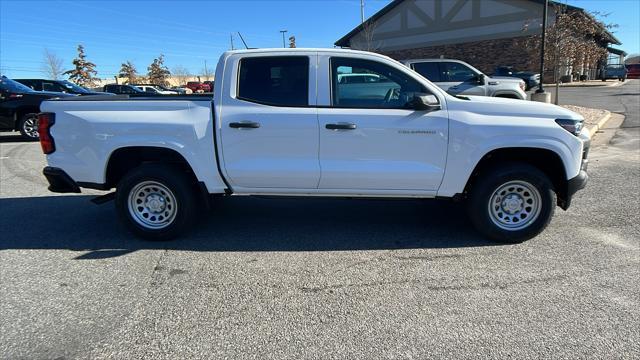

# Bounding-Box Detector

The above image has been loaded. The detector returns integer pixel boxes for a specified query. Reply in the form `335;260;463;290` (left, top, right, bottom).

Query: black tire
18;113;39;140
115;163;198;241
467;162;556;243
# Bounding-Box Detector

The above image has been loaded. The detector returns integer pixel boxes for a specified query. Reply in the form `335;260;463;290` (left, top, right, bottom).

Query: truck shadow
0;195;501;258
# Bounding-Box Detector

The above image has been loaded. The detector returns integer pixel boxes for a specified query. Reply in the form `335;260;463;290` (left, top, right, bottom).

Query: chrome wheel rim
488;180;541;231
23;115;39;139
127;181;178;229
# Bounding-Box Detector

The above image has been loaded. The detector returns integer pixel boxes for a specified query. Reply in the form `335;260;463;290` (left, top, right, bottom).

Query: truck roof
223;47;390;58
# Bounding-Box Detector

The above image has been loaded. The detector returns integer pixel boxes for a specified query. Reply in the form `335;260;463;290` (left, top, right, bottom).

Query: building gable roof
335;0;620;47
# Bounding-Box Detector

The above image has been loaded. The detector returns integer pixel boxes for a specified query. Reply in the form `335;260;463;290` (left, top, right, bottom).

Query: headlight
519;81;526;91
555;119;584;136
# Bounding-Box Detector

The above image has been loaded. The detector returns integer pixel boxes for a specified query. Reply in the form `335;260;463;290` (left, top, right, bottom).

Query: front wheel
116;163;198;241
467;163;556;243
18;113;39;140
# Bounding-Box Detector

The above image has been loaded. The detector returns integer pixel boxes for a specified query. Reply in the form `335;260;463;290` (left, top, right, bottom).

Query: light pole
532;0;551;103
280;30;288;48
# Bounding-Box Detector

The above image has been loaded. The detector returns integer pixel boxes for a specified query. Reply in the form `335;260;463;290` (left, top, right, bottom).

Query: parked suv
14;79;112;96
404;59;527;99
0;76;73;139
601;64;627;81
103;84;148;95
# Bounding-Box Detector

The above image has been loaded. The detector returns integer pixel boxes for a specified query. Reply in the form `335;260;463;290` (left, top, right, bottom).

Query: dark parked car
0;76;74;139
14;79;112;96
103;84;148;95
493;66;540;90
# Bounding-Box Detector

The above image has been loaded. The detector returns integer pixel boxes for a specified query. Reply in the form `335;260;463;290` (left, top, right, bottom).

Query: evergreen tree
147;55;171;86
63;44;98;87
118;61;138;84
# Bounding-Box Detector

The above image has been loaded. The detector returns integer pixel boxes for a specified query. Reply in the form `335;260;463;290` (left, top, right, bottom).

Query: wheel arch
104;146;199;190
463;147;571;208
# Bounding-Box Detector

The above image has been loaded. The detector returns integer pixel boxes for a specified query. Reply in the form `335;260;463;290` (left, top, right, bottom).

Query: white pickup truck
39;48;589;243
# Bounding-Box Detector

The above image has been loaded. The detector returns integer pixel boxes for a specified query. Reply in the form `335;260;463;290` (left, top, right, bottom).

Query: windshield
60;80;90;93
0;76;35;93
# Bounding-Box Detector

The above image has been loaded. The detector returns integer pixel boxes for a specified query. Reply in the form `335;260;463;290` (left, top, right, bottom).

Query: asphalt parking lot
1;81;639;359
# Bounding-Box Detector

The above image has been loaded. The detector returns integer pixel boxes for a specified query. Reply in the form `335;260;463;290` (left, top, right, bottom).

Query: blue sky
1;0;638;79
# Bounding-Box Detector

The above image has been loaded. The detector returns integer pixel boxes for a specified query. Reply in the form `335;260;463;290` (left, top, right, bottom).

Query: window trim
235;55;310;108
329;57;431;110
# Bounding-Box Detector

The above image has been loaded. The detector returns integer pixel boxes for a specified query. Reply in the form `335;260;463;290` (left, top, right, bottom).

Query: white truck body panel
42;48;586;199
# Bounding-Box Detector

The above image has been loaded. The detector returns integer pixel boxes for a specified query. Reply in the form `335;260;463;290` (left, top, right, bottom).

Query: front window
442;62;478;82
331;57;428;109
237;56;309;107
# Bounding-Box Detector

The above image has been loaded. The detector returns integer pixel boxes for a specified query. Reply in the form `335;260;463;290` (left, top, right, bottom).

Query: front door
318;57;448;191
219;54;320;189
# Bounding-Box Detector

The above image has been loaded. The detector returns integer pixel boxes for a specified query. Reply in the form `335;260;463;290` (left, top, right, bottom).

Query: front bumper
43;166;80;193
559;137;590;210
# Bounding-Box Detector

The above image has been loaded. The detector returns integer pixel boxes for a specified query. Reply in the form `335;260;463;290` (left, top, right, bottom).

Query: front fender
437;120;584;197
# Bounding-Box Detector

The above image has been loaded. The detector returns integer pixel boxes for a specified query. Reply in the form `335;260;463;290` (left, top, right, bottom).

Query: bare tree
522;6;613;103
358;19;381;52
172;65;191;85
42;49;64;80
200;61;213;81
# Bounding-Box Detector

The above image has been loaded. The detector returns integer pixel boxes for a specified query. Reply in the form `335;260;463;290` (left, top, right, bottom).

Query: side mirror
411;94;441;111
476;74;486;85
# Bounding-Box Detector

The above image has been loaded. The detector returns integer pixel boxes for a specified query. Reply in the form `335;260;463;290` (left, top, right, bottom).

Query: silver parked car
403;59;527;99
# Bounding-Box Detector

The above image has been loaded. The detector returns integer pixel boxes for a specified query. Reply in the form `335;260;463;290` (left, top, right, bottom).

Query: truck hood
451;95;583;120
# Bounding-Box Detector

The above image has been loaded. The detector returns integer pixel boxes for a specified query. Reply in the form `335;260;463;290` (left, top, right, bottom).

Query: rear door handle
325;123;356;130
229;121;260;129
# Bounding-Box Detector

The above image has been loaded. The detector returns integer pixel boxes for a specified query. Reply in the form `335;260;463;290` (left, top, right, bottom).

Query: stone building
335;0;621;79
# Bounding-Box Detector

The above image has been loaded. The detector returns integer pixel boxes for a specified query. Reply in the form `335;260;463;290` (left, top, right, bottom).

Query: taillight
38;112;56;154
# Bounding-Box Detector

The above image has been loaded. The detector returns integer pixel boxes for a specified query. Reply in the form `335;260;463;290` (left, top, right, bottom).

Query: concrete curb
542;80;627;88
588;111;612;138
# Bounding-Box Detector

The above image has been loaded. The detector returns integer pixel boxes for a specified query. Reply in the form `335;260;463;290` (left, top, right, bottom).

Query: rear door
218;53;320;189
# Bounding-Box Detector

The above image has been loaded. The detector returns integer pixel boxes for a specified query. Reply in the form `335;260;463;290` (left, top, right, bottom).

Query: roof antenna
237;32;250;49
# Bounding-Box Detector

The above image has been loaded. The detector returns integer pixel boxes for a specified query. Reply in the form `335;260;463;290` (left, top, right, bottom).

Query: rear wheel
116;163;198;241
18;113;39;140
467;163;555;243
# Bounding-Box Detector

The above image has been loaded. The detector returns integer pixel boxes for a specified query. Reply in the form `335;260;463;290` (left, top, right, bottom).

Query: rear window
238;56;309;107
412;62;442;82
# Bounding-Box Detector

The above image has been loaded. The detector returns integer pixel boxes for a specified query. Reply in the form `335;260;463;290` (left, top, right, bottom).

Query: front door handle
229;121;260;129
325;123;356;130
